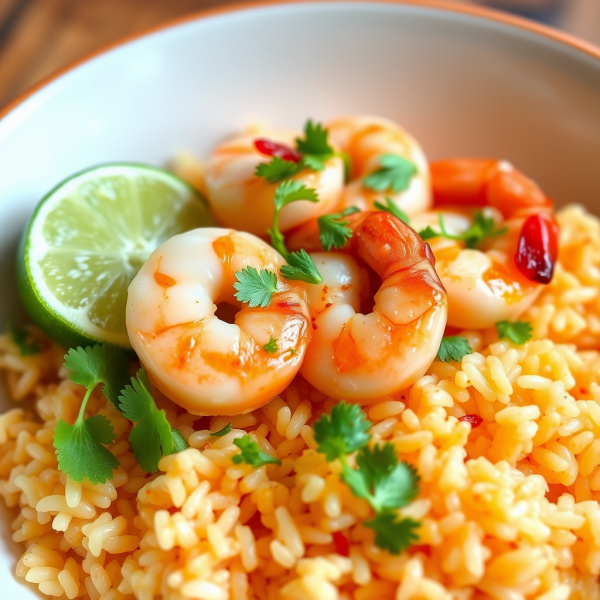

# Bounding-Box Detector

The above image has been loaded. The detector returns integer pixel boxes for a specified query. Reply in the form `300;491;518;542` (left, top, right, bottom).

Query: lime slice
17;163;215;349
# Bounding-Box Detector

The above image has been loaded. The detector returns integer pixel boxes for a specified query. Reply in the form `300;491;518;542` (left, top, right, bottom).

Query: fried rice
2;205;600;600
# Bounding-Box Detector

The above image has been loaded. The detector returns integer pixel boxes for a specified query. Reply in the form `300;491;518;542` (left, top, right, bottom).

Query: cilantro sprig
255;120;342;183
212;423;232;437
295;120;335;171
342;444;420;512
8;321;40;356
496;320;533;345
373;198;410;225
233;435;282;467
313;402;371;461
437;336;472;362
263;336;278;354
313;401;420;555
234;267;278;308
363;154;417;194
419;211;507;250
267;180;323;284
317;207;360;251
364;513;420;555
119;369;188;474
54;345;129;484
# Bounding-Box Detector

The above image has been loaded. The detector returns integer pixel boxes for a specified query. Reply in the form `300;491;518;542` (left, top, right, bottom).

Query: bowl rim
1;0;600;125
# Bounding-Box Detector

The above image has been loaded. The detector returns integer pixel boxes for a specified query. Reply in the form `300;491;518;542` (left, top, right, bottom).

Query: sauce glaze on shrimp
126;228;311;415
412;159;558;329
289;212;447;400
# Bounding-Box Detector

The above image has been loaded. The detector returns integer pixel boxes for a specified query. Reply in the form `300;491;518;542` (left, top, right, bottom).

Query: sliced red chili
459;414;483;427
514;214;559;284
332;531;350;557
254;138;302;163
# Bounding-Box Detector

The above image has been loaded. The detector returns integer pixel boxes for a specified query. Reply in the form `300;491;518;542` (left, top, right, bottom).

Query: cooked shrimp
410;159;558;329
126;228;311;415
204;130;344;236
289;212;447;400
327;115;431;216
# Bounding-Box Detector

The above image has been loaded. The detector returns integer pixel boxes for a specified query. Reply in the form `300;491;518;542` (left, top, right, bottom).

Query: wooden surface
0;0;599;111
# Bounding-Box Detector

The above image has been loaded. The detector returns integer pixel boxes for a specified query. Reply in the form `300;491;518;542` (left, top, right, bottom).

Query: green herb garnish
255;156;303;183
341;444;420;512
280;249;323;284
232;435;282;467
437;336;472;362
364;513;420;555
234;267;278;308
312;401;421;555
119;369;176;474
373;197;410;225
363;154;417;193
212;423;232;437
496;320;533;345
54;345;127;484
418;211;507;249
318;207;360;251
267;180;323;284
263;336;278;354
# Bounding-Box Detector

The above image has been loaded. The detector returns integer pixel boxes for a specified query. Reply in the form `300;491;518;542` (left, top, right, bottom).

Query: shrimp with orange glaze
327;115;431;216
410;159;559;329
204;128;344;237
289;211;447;400
126;228;311;415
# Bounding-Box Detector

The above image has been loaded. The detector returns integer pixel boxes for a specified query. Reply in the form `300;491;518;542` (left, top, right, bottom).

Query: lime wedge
17;163;214;349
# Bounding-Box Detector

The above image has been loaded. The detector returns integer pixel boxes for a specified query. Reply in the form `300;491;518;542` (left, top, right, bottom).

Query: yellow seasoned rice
2;206;600;600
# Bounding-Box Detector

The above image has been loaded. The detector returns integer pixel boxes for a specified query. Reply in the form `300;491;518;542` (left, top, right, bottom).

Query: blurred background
0;0;599;111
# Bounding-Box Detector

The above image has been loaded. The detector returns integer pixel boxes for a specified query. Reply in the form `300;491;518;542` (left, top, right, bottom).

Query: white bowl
1;1;600;596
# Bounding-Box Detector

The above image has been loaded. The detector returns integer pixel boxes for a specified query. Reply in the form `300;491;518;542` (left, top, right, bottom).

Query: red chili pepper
332;531;350;557
514;213;559;284
459;414;483;428
254;138;302;163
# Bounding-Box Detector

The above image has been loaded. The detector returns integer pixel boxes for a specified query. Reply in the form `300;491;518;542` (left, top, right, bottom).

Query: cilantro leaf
437;336;472;362
119;369;174;474
255;156;303;183
496;320;533;345
418;226;439;241
280;249;323;284
459;212;508;249
171;429;189;453
273;180;319;212
54;415;119;485
417;211;507;250
8;321;40;356
363;154;417;193
212;423;232;437
373;198;409;225
263;336;278;354
341;444;419;512
64;345;129;410
234;267;278;308
295;120;333;157
318;207;360;251
364;513;420;555
232;435;281;467
302;154;327;172
266;179;323;286
313;401;371;461
54;344;125;484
